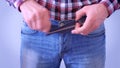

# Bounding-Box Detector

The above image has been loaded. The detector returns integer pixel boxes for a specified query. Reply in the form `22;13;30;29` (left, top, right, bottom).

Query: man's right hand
20;0;51;33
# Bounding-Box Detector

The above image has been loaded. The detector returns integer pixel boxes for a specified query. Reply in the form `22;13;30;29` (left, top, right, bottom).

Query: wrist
99;2;110;17
98;3;109;18
19;0;38;12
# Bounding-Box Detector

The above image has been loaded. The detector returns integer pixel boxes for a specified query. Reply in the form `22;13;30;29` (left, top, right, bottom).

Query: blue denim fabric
21;20;105;68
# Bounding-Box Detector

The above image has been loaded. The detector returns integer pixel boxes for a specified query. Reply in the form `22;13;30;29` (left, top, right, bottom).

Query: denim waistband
50;19;105;34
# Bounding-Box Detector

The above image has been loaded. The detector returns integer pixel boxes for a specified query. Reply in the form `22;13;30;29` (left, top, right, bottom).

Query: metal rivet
59;23;64;27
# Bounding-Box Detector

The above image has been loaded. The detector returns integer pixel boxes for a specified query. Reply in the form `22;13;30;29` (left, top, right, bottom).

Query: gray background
0;0;120;68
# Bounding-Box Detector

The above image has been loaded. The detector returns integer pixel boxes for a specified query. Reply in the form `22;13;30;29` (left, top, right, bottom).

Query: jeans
21;20;106;68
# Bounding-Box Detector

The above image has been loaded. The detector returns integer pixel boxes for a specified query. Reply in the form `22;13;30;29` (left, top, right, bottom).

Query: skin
72;4;109;35
20;0;51;33
20;0;109;35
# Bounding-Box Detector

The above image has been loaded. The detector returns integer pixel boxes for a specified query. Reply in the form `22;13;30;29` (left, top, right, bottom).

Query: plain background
0;0;120;68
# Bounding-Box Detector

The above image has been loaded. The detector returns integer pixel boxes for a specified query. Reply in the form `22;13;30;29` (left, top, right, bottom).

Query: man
6;0;120;68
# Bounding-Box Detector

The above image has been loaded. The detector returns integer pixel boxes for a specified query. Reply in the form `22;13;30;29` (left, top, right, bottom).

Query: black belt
47;15;87;35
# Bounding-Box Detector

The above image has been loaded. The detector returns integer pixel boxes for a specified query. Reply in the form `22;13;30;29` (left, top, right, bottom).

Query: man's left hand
72;3;109;35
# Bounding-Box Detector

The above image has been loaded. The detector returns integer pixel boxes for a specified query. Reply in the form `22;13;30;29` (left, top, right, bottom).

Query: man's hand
72;3;109;35
20;0;51;33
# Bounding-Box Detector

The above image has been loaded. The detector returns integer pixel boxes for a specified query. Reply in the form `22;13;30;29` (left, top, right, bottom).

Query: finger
42;20;51;33
24;12;37;30
29;16;36;30
36;14;51;33
79;16;95;35
35;18;43;31
43;16;51;33
25;19;33;29
72;15;94;35
71;23;81;34
75;23;81;29
75;8;86;21
41;12;51;33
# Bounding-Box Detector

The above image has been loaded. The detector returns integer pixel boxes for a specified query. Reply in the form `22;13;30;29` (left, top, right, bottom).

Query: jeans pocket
21;22;38;35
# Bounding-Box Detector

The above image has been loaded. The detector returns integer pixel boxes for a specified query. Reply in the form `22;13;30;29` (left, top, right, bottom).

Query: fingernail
72;30;78;34
71;30;75;34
